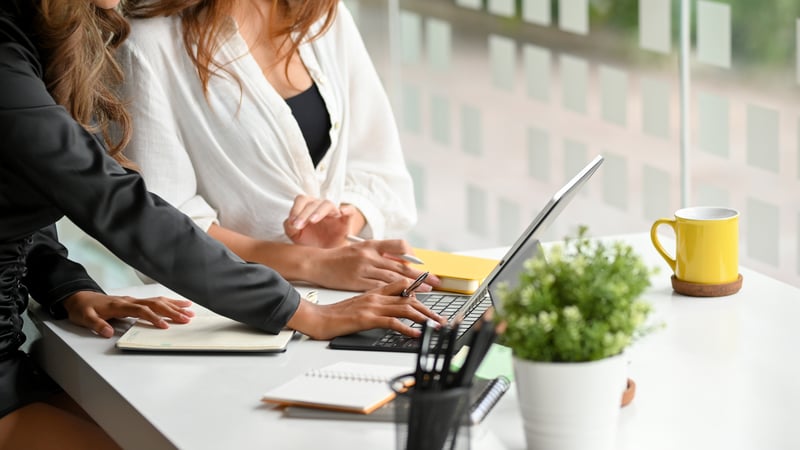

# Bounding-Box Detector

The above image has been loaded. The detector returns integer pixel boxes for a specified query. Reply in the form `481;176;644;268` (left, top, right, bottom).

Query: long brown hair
34;0;132;165
125;0;339;96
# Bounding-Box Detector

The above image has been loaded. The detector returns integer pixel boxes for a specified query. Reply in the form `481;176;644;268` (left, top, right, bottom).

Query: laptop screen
469;155;605;307
328;155;604;353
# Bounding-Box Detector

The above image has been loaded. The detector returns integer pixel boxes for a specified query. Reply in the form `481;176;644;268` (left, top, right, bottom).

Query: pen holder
391;375;471;450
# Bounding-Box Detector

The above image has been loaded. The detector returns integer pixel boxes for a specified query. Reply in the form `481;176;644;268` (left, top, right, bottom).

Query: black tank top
285;83;331;167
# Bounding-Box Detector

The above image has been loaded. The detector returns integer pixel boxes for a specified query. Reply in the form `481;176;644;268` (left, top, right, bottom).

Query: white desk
29;233;800;449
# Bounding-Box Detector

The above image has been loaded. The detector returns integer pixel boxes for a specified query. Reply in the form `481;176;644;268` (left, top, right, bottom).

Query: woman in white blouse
119;1;439;291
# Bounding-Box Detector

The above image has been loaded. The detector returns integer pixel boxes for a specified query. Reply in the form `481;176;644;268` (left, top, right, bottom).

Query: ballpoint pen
401;271;429;297
453;310;497;388
415;320;435;389
345;235;425;265
428;324;450;390
440;319;461;388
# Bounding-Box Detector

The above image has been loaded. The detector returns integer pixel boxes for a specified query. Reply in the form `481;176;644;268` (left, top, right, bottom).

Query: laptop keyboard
372;293;490;349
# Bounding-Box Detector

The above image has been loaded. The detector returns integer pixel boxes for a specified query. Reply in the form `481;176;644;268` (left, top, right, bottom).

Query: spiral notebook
261;362;410;414
282;375;511;424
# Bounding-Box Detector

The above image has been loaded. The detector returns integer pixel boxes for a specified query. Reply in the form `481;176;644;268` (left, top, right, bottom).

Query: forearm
207;223;321;283
24;225;104;319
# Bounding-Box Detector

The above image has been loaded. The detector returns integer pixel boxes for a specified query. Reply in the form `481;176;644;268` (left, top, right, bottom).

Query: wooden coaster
621;378;636;408
671;274;743;297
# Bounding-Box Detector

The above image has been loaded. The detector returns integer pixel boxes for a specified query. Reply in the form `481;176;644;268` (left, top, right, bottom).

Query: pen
428;324;448;389
440;319;461;388
416;320;435;389
453;310;497;388
401;271;429;297
345;235;425;265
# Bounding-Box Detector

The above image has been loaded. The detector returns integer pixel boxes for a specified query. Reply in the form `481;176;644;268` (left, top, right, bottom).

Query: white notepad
261;362;411;413
116;291;317;353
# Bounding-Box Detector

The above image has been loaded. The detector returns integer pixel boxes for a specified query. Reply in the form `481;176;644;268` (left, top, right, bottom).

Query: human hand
62;291;195;338
286;280;446;340
283;195;362;248
309;238;440;291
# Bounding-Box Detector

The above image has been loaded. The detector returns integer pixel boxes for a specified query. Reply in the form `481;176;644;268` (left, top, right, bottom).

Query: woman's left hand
62;291;194;338
283;195;364;248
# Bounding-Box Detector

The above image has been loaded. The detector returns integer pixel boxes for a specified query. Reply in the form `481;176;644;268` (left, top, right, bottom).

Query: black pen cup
390;374;471;450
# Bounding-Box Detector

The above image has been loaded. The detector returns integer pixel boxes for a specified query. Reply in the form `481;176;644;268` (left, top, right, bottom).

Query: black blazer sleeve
23;225;105;319
0;30;300;334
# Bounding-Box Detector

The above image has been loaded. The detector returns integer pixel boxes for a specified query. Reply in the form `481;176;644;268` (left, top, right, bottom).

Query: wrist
288;245;326;283
286;299;323;339
59;290;96;317
342;203;367;235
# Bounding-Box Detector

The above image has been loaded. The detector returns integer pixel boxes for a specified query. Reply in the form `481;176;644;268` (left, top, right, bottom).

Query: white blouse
117;4;416;242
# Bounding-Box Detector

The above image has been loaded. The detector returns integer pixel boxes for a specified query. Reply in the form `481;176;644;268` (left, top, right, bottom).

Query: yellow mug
650;207;739;284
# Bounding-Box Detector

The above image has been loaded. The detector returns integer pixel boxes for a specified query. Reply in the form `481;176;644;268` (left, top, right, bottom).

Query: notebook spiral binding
306;369;397;383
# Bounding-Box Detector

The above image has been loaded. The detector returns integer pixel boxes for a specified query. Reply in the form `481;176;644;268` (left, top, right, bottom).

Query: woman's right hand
307;239;441;291
286;280;446;340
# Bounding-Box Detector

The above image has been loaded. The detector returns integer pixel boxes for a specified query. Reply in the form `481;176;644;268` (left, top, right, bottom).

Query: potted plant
495;226;658;450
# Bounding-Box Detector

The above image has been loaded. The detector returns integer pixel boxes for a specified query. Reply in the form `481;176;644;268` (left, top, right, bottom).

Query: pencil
345;235;425;265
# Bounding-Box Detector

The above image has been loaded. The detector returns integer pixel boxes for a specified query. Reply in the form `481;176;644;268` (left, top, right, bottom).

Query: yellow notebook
410;249;499;294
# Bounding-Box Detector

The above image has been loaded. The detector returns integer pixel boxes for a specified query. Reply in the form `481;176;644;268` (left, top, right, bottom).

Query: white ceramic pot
513;353;627;450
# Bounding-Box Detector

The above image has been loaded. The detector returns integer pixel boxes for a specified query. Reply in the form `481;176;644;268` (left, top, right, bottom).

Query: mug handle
650;218;677;272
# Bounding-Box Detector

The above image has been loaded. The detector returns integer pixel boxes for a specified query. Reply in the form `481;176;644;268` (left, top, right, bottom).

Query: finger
423;273;441;288
283;217;302;239
141;298;193;324
145;296;194;311
103;302;169;329
371;241;441;288
141;297;194;322
308;200;342;225
287;195;315;226
163;298;193;308
289;195;314;218
361;256;439;290
391;264;439;288
78;310;116;338
384;319;420;337
377;303;439;337
367;279;409;296
410;299;445;324
371;239;415;257
376;294;444;325
292;199;331;229
338;204;358;217
360;266;436;293
412;281;433;293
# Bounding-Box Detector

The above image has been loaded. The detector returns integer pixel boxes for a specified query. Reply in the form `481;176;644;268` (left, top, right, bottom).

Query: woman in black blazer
0;1;440;447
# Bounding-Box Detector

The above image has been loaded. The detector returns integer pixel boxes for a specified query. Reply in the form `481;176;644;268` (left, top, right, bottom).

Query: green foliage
497;226;658;363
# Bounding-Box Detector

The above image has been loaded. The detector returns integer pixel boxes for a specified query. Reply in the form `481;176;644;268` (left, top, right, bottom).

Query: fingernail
293;219;305;228
309;214;319;223
102;326;113;336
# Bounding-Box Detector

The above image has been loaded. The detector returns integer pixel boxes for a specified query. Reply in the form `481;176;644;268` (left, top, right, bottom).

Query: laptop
329;155;604;353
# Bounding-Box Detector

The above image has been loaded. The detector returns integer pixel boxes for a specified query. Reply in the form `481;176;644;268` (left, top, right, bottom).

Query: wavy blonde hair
124;0;338;96
34;0;132;165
